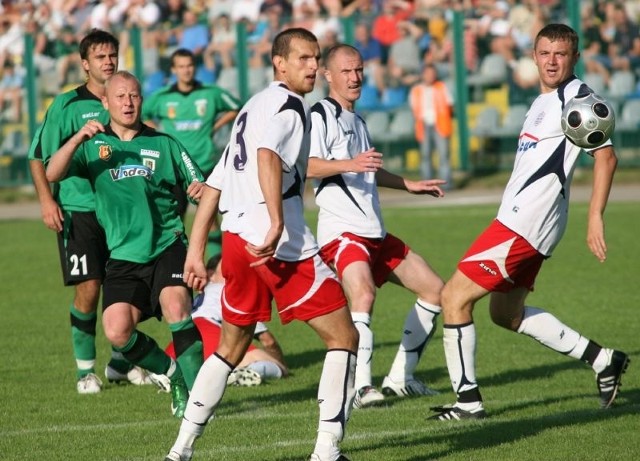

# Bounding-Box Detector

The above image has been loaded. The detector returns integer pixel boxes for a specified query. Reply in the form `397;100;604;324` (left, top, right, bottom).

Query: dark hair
271;27;318;61
170;48;195;67
324;44;361;68
534;24;579;56
206;255;222;272
79;29;119;60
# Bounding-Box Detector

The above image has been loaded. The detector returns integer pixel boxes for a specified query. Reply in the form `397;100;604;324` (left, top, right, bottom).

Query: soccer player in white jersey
164;28;359;461
429;23;629;421
307;44;448;408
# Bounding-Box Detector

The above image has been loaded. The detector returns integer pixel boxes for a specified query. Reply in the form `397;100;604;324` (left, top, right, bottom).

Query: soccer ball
561;92;615;149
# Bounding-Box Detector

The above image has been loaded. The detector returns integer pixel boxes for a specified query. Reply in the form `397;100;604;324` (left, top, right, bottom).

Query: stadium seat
583;72;606;95
216;67;240;97
607;70;636;101
492;104;528;137
467;53;509;101
472;106;501;137
248;67;268;96
387;108;415;140
616;98;640;132
357;84;381;111
380;86;408;110
364;111;391;143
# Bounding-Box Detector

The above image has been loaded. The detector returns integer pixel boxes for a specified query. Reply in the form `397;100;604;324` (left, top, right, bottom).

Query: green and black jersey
142;81;241;175
73;124;204;263
28;84;108;212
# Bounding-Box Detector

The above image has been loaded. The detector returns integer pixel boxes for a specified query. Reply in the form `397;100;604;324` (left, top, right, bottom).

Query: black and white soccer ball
561;92;615;149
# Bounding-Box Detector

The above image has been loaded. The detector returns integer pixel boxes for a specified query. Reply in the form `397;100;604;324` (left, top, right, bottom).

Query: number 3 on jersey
233;112;248;171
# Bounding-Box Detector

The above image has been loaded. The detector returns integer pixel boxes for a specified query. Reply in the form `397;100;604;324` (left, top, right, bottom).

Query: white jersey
192;282;269;336
496;76;613;256
310;97;385;246
207;81;318;261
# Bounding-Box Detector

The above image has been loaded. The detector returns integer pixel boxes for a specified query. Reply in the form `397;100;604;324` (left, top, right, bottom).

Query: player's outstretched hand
186;180;204;203
405;179;447;197
183;255;208;291
352;147;383;173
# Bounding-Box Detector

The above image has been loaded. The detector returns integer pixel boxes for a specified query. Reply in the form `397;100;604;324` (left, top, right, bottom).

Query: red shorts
457;220;545;292
319;232;409;287
165;317;257;359
220;232;347;326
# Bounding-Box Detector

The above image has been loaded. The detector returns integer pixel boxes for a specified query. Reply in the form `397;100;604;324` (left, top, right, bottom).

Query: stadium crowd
2;0;640;123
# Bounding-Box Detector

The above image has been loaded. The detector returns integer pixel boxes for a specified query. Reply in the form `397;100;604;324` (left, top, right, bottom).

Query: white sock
443;323;478;396
387;300;440;381
517;306;589;359
247;360;283;379
170;353;232;455
314;349;356;457
351;312;373;390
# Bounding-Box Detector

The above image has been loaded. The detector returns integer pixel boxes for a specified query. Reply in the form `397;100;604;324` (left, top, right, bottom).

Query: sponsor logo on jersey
517;133;538;154
181;151;198;180
109;165;154;181
195;98;207;116
174;120;203;131
82;111;101;119
171;273;184;279
141;149;160;158
98;144;112;161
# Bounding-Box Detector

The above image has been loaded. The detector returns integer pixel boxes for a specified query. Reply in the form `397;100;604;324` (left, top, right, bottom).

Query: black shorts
102;239;192;319
57;211;109;286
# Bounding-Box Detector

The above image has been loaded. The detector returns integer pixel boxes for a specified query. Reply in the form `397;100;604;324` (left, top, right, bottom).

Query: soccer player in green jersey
143;48;241;258
28;29;152;394
46;70;206;418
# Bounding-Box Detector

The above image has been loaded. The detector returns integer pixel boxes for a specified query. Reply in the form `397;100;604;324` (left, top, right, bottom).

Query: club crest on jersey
143;158;156;171
98;144;112;161
195;98;207;116
167;103;178;119
109;165;154;181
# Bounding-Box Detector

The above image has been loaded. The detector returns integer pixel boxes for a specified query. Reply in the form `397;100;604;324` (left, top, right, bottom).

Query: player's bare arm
376;168;446;197
307;147;383;178
587;145;617;263
29;159;64;232
46;120;105;183
246;148;284;266
212;110;239;133
184;185;221;290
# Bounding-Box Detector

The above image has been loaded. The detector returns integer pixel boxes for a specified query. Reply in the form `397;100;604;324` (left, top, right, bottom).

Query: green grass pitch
1;201;638;460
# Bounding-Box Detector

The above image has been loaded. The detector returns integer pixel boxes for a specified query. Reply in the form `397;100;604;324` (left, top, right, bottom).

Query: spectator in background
354;21;385;92
371;0;414;63
54;26;82;88
409;64;453;188
176;9;210;66
204;13;237;72
207;0;234;22
0;57;24;122
89;0;128;32
386;20;423;88
608;3;640;73
230;0;262;24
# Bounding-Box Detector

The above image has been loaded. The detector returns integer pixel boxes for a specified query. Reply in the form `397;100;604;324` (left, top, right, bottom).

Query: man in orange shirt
409;64;454;189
